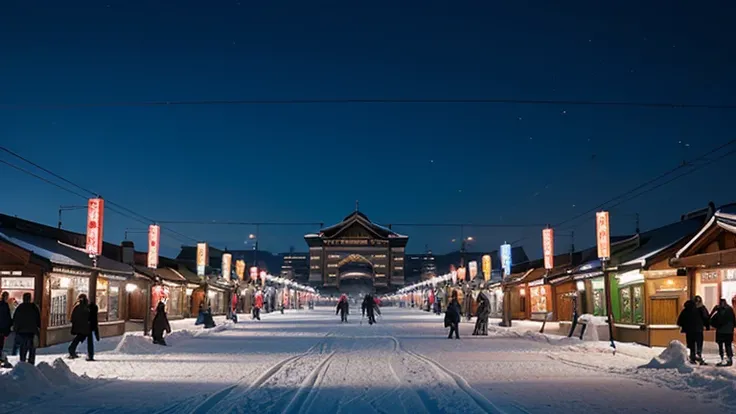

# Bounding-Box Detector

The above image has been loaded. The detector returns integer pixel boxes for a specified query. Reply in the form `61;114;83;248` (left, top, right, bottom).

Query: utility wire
510;139;736;246
2;98;736;110
0;150;199;244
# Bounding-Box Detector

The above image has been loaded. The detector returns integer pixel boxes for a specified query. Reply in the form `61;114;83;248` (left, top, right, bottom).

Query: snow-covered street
2;307;732;414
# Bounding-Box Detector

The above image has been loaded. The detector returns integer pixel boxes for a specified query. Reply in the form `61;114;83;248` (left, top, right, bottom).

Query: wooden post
603;260;616;352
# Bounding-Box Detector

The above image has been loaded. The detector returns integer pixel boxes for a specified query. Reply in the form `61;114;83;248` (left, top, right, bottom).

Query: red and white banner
596;211;611;259
147;224;160;269
86;198;105;256
542;228;554;270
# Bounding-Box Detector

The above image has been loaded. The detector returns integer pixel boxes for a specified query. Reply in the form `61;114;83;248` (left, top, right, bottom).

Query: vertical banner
147;224;160;269
196;242;209;276
249;266;258;281
482;255;491;281
542;228;554;270
222;253;232;280
235;260;246;280
86;198;105;256
500;243;512;276
468;261;478;279
596;211;611;260
457;266;467;282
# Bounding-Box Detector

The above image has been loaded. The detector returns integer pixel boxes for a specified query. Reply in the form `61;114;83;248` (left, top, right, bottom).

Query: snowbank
115;320;233;354
0;358;92;402
640;340;693;373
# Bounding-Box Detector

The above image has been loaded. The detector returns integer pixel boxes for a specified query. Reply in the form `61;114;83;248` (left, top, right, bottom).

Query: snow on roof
0;228;133;274
620;217;705;266
675;208;736;258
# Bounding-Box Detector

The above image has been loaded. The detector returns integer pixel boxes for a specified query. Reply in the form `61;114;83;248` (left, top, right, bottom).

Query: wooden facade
305;211;408;292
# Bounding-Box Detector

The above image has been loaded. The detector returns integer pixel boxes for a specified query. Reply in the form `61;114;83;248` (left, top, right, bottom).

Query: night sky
1;1;735;260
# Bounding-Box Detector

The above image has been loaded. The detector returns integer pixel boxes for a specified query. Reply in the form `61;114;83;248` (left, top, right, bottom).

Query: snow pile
578;314;608;341
487;323;582;346
115;320;233;354
640;340;693;373
0;358;90;402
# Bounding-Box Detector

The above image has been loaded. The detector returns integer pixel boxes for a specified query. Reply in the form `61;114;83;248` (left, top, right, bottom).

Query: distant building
404;253;437;284
280;252;309;283
304;210;408;293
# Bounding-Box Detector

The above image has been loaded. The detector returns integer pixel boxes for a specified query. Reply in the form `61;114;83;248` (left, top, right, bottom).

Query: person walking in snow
87;301;100;361
445;290;462;339
0;292;12;365
462;284;473;322
677;295;711;365
12;293;40;365
473;290;490;336
68;294;91;359
152;301;172;346
710;298;735;367
254;290;264;321
362;294;377;325
336;294;349;323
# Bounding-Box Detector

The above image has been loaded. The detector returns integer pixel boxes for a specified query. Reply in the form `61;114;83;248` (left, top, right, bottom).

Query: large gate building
305;211;408;293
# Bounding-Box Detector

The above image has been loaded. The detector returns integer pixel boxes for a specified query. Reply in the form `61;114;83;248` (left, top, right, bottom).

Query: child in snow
152;301;172;346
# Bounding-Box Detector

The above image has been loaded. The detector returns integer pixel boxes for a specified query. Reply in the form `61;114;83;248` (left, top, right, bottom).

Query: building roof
314;211;408;239
619;216;707;268
675;203;736;258
0;227;133;275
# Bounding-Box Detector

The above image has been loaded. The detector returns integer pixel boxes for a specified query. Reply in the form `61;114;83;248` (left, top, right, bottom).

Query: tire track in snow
389;335;506;414
188;333;334;414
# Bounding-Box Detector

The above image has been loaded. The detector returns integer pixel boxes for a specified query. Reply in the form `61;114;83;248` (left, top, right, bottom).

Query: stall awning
0;228;133;277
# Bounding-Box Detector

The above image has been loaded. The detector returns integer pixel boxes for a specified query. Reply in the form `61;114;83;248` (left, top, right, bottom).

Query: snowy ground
1;307;734;414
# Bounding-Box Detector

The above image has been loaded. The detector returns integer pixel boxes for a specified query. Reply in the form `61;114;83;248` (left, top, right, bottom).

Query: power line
0;150;199;244
157;221;324;227
509;139;736;245
385;223;547;228
2;98;736;111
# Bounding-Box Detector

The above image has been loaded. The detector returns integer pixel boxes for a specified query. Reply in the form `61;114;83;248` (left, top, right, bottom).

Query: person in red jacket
254;290;264;321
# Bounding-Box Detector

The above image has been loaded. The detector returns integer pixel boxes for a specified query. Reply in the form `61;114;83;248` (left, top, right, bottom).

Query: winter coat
336;300;349;315
0;300;12;336
89;303;100;341
255;293;264;309
152;302;172;339
476;293;491;319
70;302;91;336
362;296;376;317
444;299;462;327
12;302;41;335
677;300;710;334
710;305;735;341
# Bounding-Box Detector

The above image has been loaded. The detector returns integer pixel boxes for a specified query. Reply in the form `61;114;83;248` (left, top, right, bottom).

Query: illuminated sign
482;255;491;281
596;211;610;260
542;228;554;270
147;225;160;269
222;253;232;280
500;244;512;275
196;243;209;276
86;198;105;256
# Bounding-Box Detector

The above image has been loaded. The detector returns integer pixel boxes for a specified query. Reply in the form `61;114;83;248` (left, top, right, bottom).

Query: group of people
678;295;735;366
0;291;41;366
334;294;382;325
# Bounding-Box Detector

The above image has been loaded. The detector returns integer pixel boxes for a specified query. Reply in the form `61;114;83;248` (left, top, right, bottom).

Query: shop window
96;279;109;315
49;275;89;327
108;283;120;320
591;278;606;316
530;286;548;313
619;284;644;324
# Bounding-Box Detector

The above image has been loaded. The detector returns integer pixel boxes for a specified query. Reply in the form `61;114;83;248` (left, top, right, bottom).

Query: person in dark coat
710;298;735;366
362;294;376;325
12;293;40;365
336;294;349;323
473;291;490;336
0;292;12;363
68;294;91;359
677;296;711;365
85;302;100;361
203;306;216;329
152;302;172;345
445;290;462;339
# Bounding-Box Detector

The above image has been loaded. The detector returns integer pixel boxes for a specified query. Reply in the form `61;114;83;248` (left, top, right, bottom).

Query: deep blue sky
1;1;735;259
